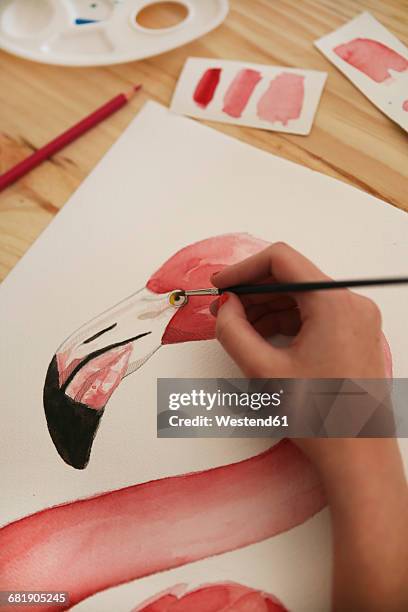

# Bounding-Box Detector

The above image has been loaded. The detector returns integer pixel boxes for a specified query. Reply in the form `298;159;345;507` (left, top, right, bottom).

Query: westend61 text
168;415;289;428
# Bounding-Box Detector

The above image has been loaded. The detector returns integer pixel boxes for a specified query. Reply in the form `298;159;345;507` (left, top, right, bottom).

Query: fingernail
219;293;229;308
209;293;229;317
210;299;218;317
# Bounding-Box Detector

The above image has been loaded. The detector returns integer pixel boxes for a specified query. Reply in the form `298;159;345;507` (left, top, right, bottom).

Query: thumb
214;293;287;377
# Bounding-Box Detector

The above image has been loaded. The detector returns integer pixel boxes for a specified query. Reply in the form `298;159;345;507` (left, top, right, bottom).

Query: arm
211;242;408;612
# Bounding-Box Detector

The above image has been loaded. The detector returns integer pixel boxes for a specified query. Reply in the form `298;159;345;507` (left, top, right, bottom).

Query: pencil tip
124;84;142;100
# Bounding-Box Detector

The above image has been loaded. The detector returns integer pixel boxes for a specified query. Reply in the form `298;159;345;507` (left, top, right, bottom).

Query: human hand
210;241;387;380
211;242;408;612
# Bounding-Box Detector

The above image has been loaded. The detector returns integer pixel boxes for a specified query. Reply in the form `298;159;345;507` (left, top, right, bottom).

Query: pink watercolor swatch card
170;58;327;135
315;12;408;132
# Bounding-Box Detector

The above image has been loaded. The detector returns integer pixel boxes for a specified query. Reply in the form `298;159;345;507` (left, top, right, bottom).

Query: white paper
171;57;327;135
315;12;408;131
1;102;408;612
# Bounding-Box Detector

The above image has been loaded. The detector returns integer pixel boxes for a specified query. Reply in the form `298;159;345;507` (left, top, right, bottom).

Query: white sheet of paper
170;57;327;134
315;12;408;131
1;102;407;612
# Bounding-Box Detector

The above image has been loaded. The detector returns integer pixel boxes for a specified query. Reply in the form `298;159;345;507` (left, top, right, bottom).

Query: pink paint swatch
403;100;408;112
334;38;408;83
223;69;262;118
257;73;305;125
135;582;288;611
193;68;222;108
0;440;325;609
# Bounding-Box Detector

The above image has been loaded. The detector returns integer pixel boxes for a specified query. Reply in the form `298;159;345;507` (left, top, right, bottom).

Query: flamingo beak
43;288;178;469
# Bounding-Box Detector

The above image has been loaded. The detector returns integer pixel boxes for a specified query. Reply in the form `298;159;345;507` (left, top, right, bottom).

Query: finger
212;242;332;316
215;293;289;377
240;293;297;310
245;302;298;324
212;242;329;287
253;310;301;337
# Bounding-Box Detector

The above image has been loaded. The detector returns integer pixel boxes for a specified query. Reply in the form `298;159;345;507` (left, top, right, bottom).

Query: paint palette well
171;58;327;135
0;0;229;66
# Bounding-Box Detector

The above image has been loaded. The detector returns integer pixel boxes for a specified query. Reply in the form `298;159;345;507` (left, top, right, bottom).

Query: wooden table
0;0;407;282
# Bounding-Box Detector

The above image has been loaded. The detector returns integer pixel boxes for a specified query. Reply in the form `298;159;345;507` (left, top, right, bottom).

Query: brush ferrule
184;288;220;297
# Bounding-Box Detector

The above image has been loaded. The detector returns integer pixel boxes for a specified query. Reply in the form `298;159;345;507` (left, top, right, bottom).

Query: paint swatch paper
1;102;408;612
315;12;408;132
171;58;327;134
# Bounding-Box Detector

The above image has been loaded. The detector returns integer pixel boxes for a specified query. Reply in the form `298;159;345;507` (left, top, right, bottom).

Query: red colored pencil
0;84;142;193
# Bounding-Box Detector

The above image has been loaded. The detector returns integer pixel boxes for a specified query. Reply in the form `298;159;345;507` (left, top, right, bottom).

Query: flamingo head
43;233;268;469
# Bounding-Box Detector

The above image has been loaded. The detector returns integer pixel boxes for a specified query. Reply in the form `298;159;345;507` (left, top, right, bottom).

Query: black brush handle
219;277;408;295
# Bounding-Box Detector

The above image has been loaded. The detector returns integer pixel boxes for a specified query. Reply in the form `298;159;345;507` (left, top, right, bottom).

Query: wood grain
0;0;407;282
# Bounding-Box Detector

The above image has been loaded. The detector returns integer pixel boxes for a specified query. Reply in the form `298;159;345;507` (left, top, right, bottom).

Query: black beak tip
43;356;104;470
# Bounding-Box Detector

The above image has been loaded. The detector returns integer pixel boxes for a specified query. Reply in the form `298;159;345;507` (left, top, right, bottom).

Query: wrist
296;438;406;504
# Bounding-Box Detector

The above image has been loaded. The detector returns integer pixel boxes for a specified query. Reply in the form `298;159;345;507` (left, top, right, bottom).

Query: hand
211;241;387;379
211;242;408;612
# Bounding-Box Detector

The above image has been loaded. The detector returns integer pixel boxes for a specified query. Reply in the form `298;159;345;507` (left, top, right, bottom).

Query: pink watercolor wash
0;440;325;611
257;73;305;125
45;233;269;469
402;100;408;112
66;344;132;410
222;69;262;118
334;38;408;83
1;232;396;611
148;233;268;344
56;233;267;411
44;231;395;471
134;582;288;611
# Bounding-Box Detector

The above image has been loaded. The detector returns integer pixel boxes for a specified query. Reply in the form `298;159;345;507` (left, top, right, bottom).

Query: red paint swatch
257;73;304;125
0;441;325;609
334;38;408;83
223;69;262;118
135;582;288;611
193;68;222;108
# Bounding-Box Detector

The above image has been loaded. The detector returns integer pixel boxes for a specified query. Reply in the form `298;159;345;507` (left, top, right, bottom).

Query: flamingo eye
169;290;188;308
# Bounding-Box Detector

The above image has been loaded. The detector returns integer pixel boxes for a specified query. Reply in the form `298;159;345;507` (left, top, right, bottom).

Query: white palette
0;0;228;66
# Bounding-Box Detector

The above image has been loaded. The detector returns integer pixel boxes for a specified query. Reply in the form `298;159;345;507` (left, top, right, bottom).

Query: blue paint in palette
73;0;117;26
75;18;100;25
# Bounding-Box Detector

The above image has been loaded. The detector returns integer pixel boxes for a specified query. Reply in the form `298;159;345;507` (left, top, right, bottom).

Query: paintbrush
168;276;408;306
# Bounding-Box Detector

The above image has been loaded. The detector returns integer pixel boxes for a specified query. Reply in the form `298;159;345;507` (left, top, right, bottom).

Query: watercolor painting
43;230;394;470
0;440;325;609
134;582;288;611
2;101;407;612
171;58;327;135
315;13;408;131
0;233;330;610
43;233;270;469
334;38;408;83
